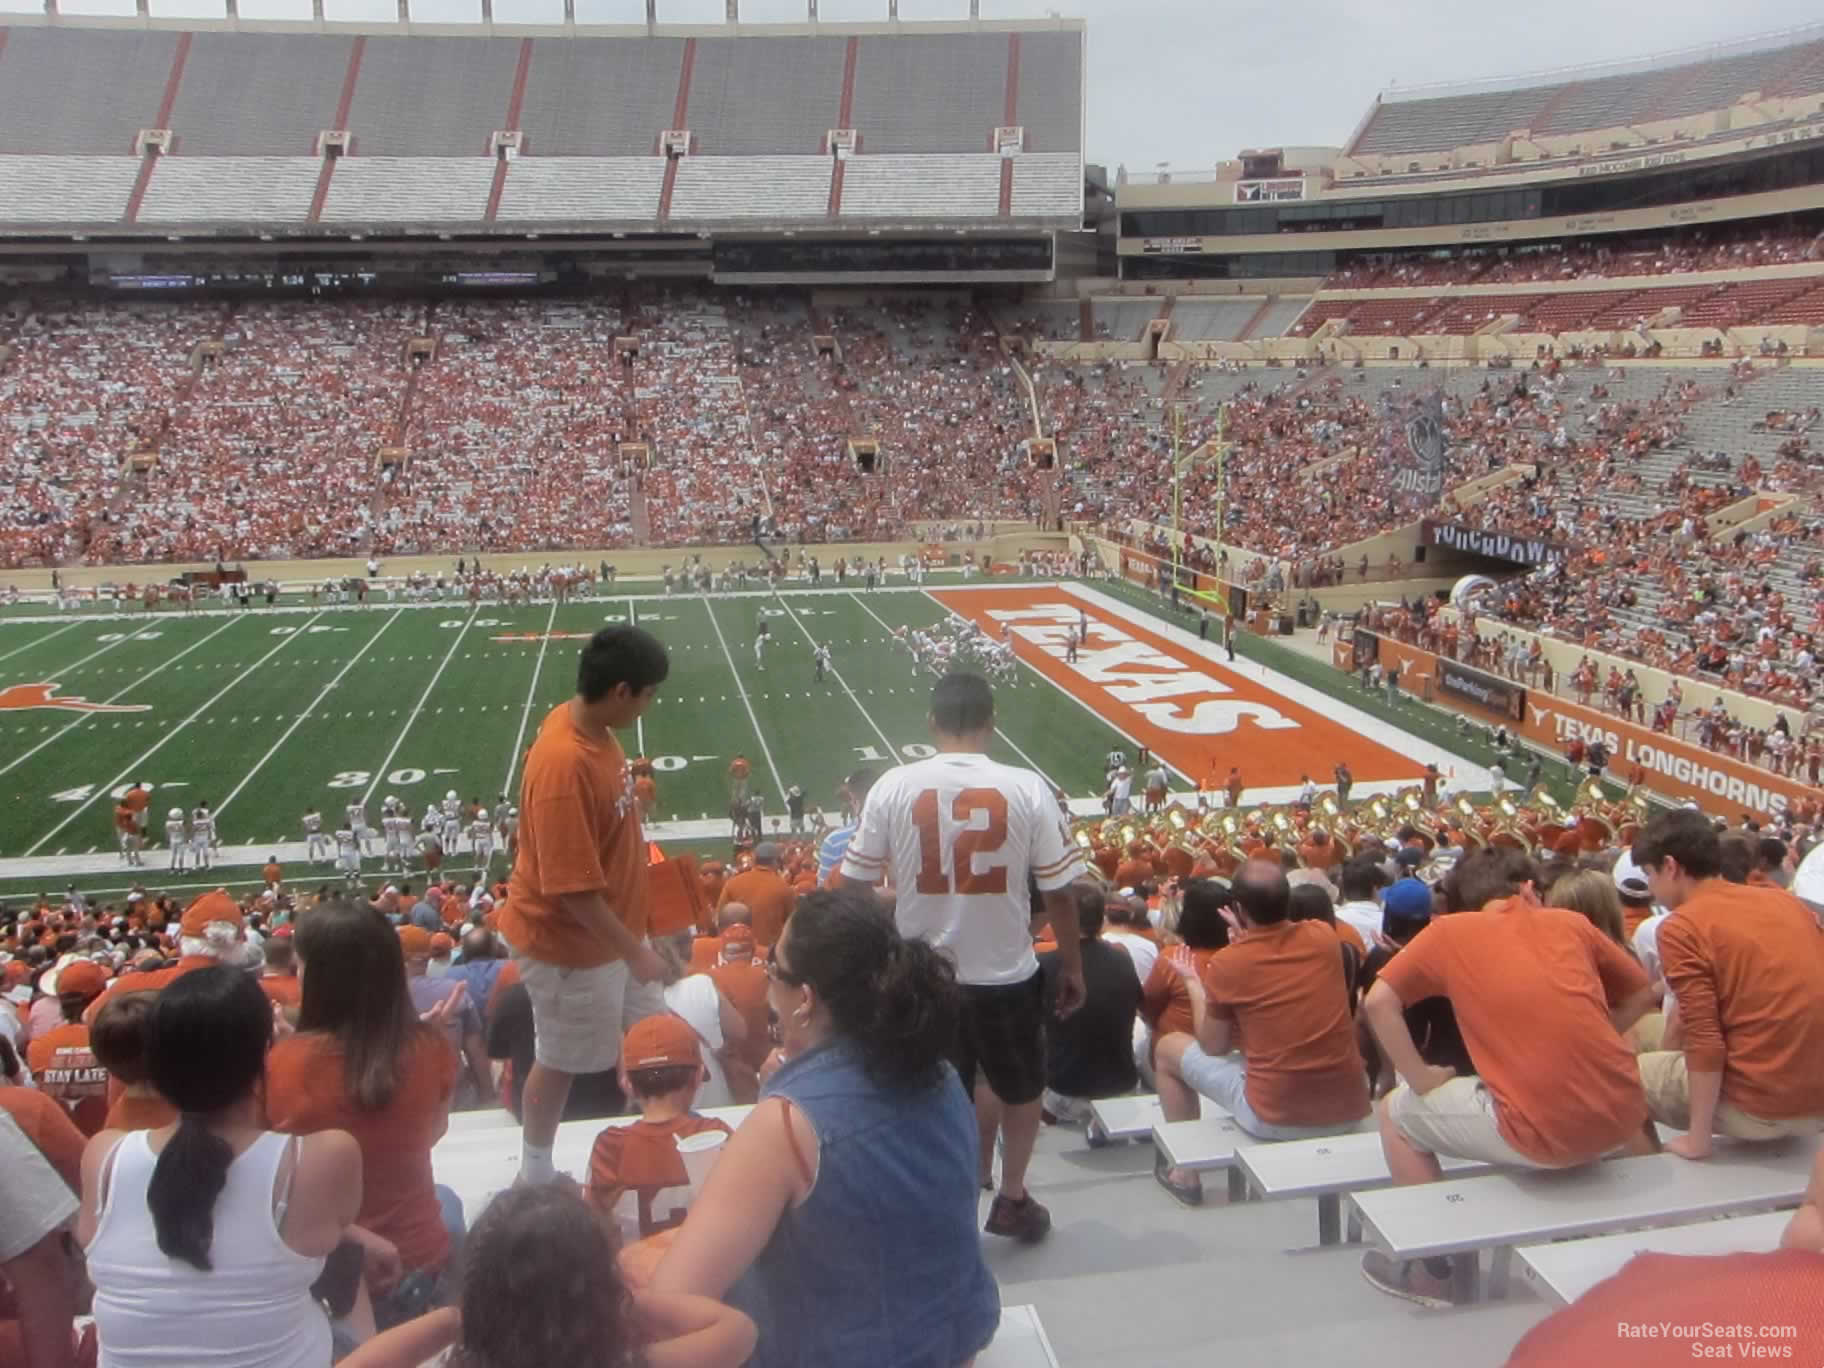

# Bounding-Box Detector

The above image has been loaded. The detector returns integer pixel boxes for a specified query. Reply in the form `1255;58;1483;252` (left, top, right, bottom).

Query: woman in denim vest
651;888;1000;1367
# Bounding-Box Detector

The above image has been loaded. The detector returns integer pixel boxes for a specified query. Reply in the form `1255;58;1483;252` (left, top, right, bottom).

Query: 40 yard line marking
0;615;243;784
501;599;560;801
848;592;1065;792
702;597;786;800
27;612;329;856
358;607;480;811
216;609;405;819
0;619;83;668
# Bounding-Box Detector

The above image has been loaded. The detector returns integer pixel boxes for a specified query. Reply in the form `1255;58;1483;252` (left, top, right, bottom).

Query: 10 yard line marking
27;612;329;856
702;597;786;799
216;610;405;818
501;599;560;801
848;592;1065;792
0;619;83;668
775;596;897;755
0;616;243;783
358;607;480;811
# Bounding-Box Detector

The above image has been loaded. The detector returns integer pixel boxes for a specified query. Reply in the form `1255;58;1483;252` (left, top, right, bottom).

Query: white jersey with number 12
839;752;1084;986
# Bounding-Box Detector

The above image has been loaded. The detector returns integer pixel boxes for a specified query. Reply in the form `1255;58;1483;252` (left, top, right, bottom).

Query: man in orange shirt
1153;859;1371;1204
84;889;246;1024
716;842;795;947
26;960;110;1136
261;856;282;889
496;626;669;1185
1633;809;1824;1160
1360;847;1656;1306
705;925;769;1077
258;931;302;1011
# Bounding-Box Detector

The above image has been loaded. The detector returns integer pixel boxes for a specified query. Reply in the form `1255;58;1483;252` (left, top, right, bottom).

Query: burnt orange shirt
266;1029;459;1274
497;704;648;970
1332;919;1367;958
27;1022;110;1136
1200;921;1370;1128
258;973;302;1009
1656;878;1824;1121
708;960;771;1072
716;868;796;947
587;1113;733;1240
104;1089;177;1133
1378;898;1649;1166
84;955;218;1025
262;862;282;886
1139;945;1223;1042
0;1084;85;1190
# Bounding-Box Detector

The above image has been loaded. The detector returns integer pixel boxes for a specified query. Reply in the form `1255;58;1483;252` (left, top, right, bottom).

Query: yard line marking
23;622;155;686
775;596;896;754
27;613;328;856
702;598;786;799
848;592;1064;790
0;616;243;783
0;619;83;667
216;610;405;818
358;607;480;810
501;599;559;803
628;598;645;758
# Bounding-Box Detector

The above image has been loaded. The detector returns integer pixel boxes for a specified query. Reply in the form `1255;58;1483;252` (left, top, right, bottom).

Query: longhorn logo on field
0;683;151;714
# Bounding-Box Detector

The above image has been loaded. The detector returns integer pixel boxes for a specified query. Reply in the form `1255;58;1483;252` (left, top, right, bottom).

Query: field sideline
0;581;1477;900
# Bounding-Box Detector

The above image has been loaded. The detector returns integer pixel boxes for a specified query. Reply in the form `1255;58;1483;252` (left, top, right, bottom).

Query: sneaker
984;1193;1052;1243
1360;1250;1454;1309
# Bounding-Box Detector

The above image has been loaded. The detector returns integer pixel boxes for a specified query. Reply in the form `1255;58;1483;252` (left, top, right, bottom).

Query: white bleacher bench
434;1104;754;1220
1350;1142;1813;1304
1515;1209;1792;1306
1087;1093;1163;1144
1236;1130;1490;1247
978;1305;1061;1368
1152;1116;1251;1203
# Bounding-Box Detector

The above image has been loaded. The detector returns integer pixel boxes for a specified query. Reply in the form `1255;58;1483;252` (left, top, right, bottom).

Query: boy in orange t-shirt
496;626;669;1185
88;991;178;1133
26;960;111;1136
586;1014;732;1245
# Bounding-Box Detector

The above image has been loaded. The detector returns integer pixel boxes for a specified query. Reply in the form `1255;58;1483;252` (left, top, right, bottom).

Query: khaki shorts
1386;1077;1550;1170
515;952;664;1075
1638;1052;1824;1142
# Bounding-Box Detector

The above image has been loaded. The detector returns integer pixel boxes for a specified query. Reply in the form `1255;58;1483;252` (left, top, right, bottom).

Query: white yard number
439;619;501;629
388;768;426;785
51;785;96;803
96;632;161;642
651;756;688;772
270;625;349;636
852;744;937;762
329;767;427;788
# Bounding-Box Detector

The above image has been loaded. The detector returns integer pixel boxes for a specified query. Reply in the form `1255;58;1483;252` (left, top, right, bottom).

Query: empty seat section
0;28;181;155
669;156;830;220
136;157;319;223
343;35;520;157
1010;152;1082;219
851;34;1008;153
493;157;665;222
319;157;494;222
686;36;847;155
1253;297;1313;336
167;33;352;156
1089;299;1161;340
0;156;139;223
1169;298;1261;342
1419;293;1544;332
839;153;1001;217
1013;31;1082;152
518;37;684;157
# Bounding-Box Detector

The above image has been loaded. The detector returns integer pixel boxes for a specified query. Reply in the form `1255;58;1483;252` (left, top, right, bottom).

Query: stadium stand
849;32;1013;154
514;37;687;158
840;153;1004;218
164;32;356;158
685;35;850;156
493;157;666;223
342;35;523;159
320;157;497;223
668;155;832;223
137;157;321;225
1011;30;1084;153
0;156;139;225
0;28;182;156
1350;31;1824;157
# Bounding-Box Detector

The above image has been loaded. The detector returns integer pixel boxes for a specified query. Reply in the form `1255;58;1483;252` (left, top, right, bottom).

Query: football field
0;581;1469;900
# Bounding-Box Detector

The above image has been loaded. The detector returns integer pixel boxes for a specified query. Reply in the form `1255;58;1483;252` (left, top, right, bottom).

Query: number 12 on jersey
911;787;1010;895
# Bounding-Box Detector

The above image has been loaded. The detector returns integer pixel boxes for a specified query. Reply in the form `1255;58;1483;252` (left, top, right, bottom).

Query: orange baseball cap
623;1013;701;1071
397;926;434;959
56;960;109;1000
180;890;244;938
429;932;455;956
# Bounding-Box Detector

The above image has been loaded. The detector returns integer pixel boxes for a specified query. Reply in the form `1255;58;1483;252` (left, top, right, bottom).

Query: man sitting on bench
1633;809;1824;1161
1358;847;1657;1306
1152;858;1371;1205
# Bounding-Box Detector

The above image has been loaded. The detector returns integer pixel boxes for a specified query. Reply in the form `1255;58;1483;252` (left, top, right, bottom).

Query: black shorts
949;971;1046;1107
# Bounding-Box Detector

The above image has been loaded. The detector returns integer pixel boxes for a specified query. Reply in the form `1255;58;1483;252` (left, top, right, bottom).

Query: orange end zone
929;587;1431;790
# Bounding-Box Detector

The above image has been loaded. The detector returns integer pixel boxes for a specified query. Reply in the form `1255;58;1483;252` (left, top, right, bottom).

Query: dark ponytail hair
782;888;959;1091
145;966;274;1272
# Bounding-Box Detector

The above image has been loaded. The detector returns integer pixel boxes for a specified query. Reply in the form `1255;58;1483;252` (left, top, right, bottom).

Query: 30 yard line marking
0;616;244;784
27;612;329;856
216;610;406;818
849;592;1065;791
358;607;480;810
501;599;560;801
775;596;897;755
0;619;83;667
702;598;786;799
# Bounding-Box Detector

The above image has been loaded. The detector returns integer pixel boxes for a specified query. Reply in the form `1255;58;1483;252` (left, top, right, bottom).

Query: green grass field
0;585;1148;900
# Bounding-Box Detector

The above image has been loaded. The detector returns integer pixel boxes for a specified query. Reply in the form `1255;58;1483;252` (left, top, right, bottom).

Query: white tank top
86;1129;331;1368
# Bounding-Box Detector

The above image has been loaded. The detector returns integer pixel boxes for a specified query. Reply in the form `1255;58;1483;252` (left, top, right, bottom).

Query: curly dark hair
449;1185;641;1368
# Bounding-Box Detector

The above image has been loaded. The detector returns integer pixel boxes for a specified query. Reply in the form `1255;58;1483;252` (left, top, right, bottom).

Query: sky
15;0;1824;170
